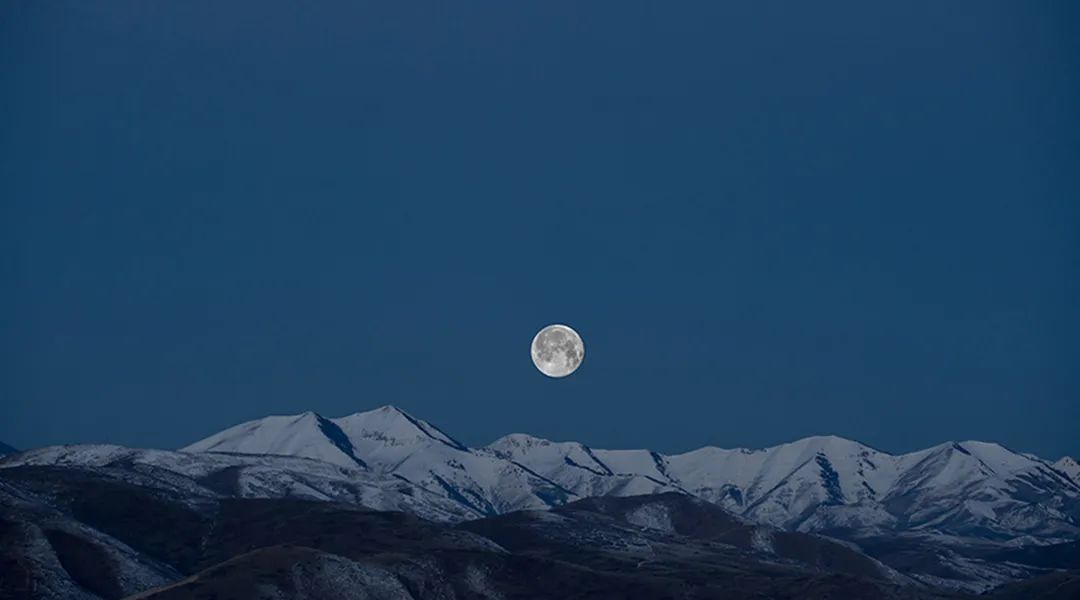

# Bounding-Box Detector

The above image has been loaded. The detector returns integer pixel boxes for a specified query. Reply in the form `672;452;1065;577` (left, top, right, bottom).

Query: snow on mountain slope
486;431;1079;540
182;412;367;470
487;433;678;499
876;442;1080;539
0;477;181;599
1055;457;1080;484
499;433;905;528
667;436;900;524
185;406;578;517
329;407;578;515
333;405;466;454
0;444;475;521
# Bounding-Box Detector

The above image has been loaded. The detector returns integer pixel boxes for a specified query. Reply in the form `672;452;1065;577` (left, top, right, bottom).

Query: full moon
531;324;584;378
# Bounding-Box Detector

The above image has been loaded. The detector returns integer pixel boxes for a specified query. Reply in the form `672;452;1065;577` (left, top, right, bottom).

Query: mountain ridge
190;405;1064;464
178;404;1080;546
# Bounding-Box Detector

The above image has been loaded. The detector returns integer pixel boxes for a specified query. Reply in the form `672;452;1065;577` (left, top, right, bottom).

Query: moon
531;324;584;378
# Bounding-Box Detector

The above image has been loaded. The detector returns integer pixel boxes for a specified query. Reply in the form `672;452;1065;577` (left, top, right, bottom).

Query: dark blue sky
2;1;1077;459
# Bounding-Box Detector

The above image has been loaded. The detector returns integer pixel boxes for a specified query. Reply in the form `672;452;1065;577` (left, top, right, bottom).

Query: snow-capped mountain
182;411;369;469
184;406;576;517
1;443;474;522
180;405;1080;544
498;432;1080;541
0;441;17;456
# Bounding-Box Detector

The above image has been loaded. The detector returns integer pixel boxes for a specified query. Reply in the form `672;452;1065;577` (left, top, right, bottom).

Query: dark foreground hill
0;465;979;600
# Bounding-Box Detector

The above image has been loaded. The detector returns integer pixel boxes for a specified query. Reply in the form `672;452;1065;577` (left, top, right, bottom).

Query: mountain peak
181;411;367;470
784;434;863;450
800;434;851;443
332;405;467;452
0;440;18;456
488;432;557;450
937;440;1040;475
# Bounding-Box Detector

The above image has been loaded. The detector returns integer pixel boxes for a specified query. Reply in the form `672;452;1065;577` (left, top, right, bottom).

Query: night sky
2;1;1077;459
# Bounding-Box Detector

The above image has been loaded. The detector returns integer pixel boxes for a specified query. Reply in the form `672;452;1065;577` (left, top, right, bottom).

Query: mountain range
182;406;1080;542
1;405;1078;598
